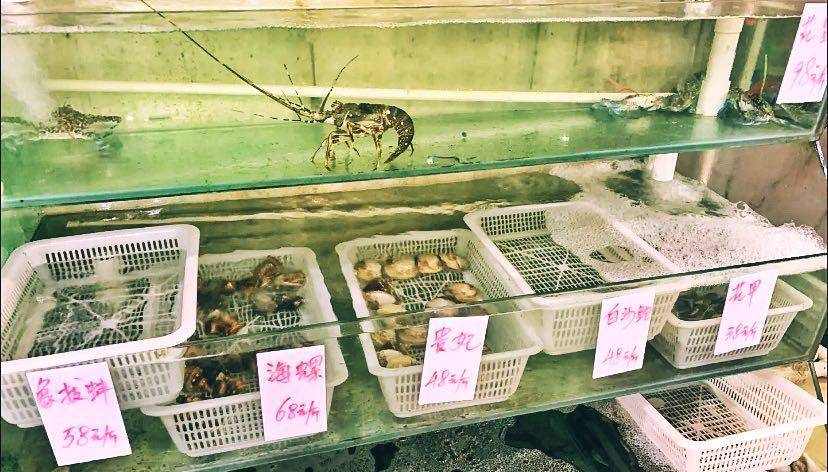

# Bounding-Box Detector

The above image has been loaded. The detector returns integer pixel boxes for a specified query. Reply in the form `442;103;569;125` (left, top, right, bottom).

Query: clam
275;271;306;289
386;355;416;368
364;290;397;309
444;282;483;303
383;255;419;280
425;297;459;317
377;349;405;367
251;288;304;312
416;254;444;275
370;329;397;349
355;260;383;283
376;304;407;316
439;253;469;271
397;325;428;345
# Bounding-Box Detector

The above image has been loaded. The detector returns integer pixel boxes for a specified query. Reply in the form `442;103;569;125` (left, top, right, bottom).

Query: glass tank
1;1;826;207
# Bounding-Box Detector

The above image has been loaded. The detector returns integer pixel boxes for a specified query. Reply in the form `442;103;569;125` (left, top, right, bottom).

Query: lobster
141;1;414;171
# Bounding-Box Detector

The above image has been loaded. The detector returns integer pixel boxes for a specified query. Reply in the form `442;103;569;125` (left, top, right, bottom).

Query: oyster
355;260;383;283
386;355;416;368
425;297;459;317
439;253;469;271
444;282;483;303
376;303;407;316
377;349;404;367
416;254;444;275
383;255;419;280
364;290;397;309
397;325;428;345
370;329;397;349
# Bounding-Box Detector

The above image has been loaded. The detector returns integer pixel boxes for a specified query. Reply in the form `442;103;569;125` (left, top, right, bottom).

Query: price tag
27;362;131;466
256;345;327;442
418;316;489;405
593;291;655;379
777;3;827;104
714;269;778;355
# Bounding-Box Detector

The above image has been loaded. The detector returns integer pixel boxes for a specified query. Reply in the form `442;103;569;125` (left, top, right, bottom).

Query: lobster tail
385;107;415;163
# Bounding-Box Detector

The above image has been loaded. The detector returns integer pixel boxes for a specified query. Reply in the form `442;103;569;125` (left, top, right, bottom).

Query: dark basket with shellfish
336;229;541;417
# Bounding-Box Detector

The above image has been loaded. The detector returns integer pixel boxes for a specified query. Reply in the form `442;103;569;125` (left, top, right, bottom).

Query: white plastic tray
141;248;348;457
336;229;541;418
1;225;199;427
617;371;827;472
464;201;684;355
652;279;813;369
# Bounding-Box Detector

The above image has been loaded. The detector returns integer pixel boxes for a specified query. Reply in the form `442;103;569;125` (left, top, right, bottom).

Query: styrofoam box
141;249;348;457
336;230;542;418
652;279;813;369
617;371;827;472
1;225;199;427
464;202;685;355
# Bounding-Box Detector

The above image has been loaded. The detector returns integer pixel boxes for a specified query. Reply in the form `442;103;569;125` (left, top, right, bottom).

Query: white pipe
647;152;679;182
696;149;718;185
696;17;744;116
41;79;670;104
737;19;768;90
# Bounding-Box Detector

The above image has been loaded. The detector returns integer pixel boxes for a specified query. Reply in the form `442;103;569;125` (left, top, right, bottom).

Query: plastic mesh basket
464;202;683;355
617;371;827;472
651;279;813;369
1;225;199;427
141;248;348;457
336;230;541;418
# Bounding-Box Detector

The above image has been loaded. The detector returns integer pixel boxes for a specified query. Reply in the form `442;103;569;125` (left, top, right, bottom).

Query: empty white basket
1;225;199;427
464;202;684;355
617;371;827;472
336;230;542;418
141;248;348;457
651;279;813;369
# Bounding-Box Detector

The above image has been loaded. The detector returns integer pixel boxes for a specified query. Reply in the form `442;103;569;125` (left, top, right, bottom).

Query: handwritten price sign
714;269;778;355
777;3;827;103
27;362;131;466
593;291;656;379
418;316;489;405
257;345;327;442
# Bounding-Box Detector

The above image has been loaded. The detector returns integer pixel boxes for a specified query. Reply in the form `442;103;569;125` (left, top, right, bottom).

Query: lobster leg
312;129;355;171
371;134;383;170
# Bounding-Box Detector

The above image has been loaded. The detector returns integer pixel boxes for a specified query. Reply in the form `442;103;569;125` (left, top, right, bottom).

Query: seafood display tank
1;1;826;471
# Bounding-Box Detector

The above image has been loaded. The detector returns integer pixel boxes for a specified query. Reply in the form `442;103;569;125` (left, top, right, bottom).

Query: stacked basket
336;230;542;417
141;248;348;457
1;226;200;427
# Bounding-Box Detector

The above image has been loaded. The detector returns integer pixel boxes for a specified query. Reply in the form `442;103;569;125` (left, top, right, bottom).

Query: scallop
444;282;483;303
425;297;459;317
416;254;444;275
364;291;397;309
439;253;469;271
397;325;428;345
355;260;383;283
383;255;419;280
386;355;416;368
376;304;407;316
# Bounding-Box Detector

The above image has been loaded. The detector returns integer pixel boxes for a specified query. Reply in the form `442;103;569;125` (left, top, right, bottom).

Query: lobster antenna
140;0;289;109
319;55;359;113
231;109;303;123
282;64;306;108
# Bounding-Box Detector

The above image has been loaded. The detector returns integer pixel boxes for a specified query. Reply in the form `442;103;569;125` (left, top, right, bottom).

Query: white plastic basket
141;248;348;457
336;229;542;418
651;279;813;369
1;225;199;427
464;202;684;355
617;371;827;472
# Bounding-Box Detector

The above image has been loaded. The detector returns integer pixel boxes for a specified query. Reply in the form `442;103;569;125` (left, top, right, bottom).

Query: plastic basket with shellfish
616;370;827;472
464;202;685;355
141;248;348;457
651;277;812;369
336;230;542;418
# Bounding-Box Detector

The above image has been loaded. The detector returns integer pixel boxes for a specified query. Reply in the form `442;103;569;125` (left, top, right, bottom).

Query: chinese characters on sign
418;316;489;405
593;291;656;379
256;345;327;442
26;362;131;466
713;269;778;355
777;3;827;103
